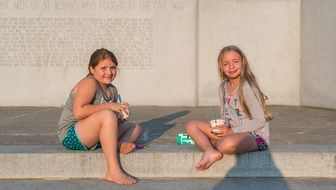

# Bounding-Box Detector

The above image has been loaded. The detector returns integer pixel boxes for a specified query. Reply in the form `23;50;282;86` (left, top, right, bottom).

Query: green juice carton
176;133;195;145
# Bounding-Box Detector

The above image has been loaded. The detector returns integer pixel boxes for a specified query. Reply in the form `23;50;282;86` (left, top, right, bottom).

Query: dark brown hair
88;48;118;75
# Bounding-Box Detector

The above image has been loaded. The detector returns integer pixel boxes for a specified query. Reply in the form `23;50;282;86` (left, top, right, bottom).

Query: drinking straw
117;94;122;103
212;109;217;123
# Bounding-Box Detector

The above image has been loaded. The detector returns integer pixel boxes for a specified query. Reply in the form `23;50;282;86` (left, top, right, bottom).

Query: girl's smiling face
221;50;243;80
90;58;117;85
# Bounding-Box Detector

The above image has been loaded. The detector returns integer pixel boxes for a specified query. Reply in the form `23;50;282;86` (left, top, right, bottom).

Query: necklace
98;84;112;102
103;95;112;102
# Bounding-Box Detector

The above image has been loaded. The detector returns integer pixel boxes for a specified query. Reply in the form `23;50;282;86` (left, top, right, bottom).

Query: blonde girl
185;45;272;171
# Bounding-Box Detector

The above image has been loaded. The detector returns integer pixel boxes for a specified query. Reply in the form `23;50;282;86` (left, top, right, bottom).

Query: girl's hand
109;102;129;114
210;125;232;137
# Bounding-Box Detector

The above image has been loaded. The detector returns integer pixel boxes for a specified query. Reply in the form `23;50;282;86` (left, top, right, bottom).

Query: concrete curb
0;145;335;179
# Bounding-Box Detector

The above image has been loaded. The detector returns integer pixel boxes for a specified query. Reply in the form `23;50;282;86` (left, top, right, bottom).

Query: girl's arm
72;77;126;120
231;82;267;133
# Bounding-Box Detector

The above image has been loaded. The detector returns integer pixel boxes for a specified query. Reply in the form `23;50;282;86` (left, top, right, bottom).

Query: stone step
1;178;336;190
0;145;335;179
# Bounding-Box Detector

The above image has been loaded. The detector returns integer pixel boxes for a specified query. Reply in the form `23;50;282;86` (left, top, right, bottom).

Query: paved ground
0;106;335;189
0;178;335;190
0;105;336;145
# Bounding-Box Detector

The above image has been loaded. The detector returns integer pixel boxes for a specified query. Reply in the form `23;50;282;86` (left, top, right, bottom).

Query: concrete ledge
0;145;335;179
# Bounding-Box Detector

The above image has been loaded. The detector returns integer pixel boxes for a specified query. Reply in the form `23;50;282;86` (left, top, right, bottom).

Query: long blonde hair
218;45;273;121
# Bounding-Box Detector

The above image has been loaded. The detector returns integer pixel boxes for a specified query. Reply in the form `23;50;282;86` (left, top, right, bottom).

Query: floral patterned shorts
249;132;268;151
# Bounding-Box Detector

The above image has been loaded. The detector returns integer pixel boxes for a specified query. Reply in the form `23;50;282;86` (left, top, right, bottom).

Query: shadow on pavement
137;110;191;144
212;151;289;190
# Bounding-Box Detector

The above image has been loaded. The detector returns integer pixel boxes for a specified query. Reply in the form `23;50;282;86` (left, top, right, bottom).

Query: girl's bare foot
195;150;222;171
117;142;136;154
106;171;137;185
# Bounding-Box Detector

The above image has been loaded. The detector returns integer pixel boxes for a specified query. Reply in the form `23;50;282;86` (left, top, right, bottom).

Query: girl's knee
97;110;117;124
216;139;237;155
134;124;142;134
185;120;197;132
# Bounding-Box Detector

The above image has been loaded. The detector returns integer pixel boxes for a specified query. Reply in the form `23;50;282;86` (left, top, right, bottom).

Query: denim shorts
249;132;268;151
62;124;101;151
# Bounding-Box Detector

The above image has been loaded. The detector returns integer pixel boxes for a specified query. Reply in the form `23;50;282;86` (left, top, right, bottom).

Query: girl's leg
117;122;142;154
185;120;223;171
215;132;258;155
76;110;136;185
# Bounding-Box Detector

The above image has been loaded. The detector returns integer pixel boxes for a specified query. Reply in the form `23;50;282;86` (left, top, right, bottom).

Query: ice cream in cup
210;119;226;133
118;94;129;120
121;108;129;120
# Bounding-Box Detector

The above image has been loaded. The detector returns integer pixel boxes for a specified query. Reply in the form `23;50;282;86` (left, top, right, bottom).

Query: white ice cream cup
210;119;225;133
121;109;129;120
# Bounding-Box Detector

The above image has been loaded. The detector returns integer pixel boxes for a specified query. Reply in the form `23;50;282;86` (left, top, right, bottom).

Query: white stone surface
0;0;335;109
0;0;196;106
198;0;300;106
0;145;335;178
301;0;336;109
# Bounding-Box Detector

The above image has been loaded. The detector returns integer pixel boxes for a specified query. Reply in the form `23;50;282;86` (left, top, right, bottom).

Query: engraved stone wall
0;0;196;106
0;0;184;70
1;0;316;108
0;17;153;69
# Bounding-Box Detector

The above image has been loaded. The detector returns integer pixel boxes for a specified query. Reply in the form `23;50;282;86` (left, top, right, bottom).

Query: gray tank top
57;75;118;141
